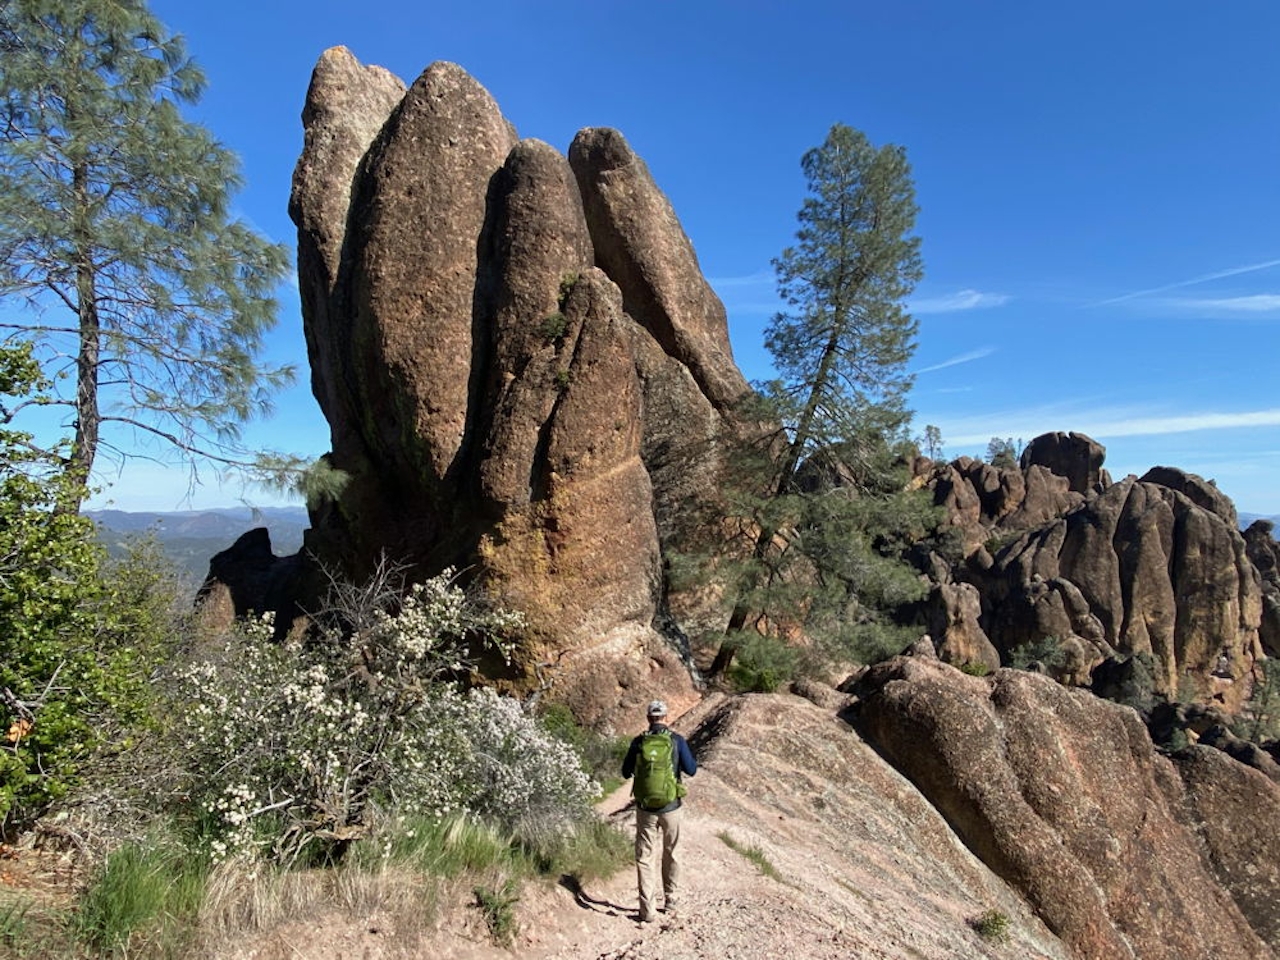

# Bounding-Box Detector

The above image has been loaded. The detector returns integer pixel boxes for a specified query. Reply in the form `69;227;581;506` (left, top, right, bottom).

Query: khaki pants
635;805;682;918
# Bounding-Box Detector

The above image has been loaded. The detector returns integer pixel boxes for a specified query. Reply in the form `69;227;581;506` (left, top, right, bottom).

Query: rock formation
917;437;1270;713
855;654;1278;959
287;49;749;723
191;49;1280;959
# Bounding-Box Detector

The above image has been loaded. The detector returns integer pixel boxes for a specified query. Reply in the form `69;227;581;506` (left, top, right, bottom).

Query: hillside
88;507;308;585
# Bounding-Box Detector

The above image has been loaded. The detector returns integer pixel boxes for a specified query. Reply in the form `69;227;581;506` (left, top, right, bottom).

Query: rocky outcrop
856;654;1276;959
288;50;748;719
918;439;1270;713
1243;519;1280;657
1173;744;1280;953
196;528;301;631
1020;431;1110;495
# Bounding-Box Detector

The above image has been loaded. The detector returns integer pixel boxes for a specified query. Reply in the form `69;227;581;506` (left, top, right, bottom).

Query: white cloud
944;407;1280;447
916;347;996;374
911;289;1011;314
707;271;773;288
1092;258;1280;307
1163;293;1280;314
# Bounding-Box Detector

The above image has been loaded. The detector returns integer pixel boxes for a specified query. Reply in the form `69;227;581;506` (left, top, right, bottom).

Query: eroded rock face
1174;744;1280;953
1243;519;1280;657
856;655;1275;960
919;439;1271;713
1020;431;1110;495
289;51;747;719
990;477;1264;709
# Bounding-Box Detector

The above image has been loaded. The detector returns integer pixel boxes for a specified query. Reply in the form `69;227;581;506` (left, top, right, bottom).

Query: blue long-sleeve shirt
622;723;697;812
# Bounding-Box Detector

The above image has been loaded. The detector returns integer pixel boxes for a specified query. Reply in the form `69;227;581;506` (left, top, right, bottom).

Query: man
621;699;697;923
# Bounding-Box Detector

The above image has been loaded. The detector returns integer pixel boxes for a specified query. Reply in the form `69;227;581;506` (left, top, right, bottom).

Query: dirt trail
179;689;1083;959
259;691;1071;960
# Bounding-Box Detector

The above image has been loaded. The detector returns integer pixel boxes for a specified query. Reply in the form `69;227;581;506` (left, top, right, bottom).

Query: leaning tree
711;123;933;675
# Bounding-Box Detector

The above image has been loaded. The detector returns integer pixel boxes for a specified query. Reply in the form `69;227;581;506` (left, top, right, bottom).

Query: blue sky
85;1;1280;514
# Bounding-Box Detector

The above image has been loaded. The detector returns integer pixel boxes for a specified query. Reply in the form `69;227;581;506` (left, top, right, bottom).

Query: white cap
646;699;668;718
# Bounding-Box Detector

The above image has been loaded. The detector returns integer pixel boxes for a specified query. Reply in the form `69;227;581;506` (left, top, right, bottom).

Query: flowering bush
174;572;597;863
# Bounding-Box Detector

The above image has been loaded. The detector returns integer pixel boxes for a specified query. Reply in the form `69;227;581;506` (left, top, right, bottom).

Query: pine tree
710;124;932;676
0;0;292;504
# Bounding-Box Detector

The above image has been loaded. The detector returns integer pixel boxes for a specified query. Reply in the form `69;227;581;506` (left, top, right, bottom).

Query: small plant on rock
970;908;1010;943
539;311;568;342
1008;635;1066;673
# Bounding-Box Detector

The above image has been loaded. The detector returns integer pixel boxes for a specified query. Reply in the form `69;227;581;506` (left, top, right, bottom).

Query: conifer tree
0;0;292;504
710;124;931;676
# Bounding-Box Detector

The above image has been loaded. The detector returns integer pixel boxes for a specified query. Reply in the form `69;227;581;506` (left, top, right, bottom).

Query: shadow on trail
559;875;631;915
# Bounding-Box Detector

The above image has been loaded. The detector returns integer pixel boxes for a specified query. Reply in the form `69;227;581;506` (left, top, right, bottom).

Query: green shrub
969;908;1010;943
1008;635;1066;672
959;661;991;677
554;369;572;391
538;701;630;791
0;427;180;834
173;572;598;865
727;634;800;693
1233;659;1280;743
557;271;579;306
474;878;520;947
539;312;568;342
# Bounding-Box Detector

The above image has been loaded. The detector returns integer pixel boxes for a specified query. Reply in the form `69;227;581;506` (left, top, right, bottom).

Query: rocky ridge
195;48;1280;959
917;432;1276;716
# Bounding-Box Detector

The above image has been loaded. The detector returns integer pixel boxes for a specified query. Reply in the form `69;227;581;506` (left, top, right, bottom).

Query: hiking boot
660;898;678;915
637;911;657;924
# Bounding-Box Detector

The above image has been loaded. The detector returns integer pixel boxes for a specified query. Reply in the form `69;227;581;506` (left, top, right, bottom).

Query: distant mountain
87;506;309;585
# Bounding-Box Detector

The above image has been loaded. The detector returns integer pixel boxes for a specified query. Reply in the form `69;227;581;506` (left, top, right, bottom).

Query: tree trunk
708;325;845;679
67;158;99;511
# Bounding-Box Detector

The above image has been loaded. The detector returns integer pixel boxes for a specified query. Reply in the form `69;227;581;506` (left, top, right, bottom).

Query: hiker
621;699;697;923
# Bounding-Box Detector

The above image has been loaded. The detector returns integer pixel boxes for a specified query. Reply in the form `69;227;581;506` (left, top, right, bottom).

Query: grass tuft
716;831;783;882
474;877;520;947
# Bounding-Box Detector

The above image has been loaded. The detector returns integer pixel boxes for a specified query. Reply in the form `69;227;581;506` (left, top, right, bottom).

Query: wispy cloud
1161;293;1280;314
944;407;1280;447
707;271;773;288
911;289;1011;314
916;347;996;374
1092;258;1280;307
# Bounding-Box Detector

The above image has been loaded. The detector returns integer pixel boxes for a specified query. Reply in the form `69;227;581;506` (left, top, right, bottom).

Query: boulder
1141;465;1238;527
1020;431;1110;494
1243;520;1280;657
196;528;300;631
1173;744;1280;952
288;46;404;452
345;60;518;489
929;581;1000;672
856;655;1273;959
568;127;749;410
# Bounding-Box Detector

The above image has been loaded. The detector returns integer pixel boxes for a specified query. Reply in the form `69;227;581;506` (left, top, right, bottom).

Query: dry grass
195;858;442;952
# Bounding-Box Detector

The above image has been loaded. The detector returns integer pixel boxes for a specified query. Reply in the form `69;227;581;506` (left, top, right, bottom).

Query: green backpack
633;731;686;810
